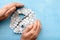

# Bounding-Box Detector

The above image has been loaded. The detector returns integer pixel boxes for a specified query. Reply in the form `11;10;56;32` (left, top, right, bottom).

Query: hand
0;2;24;21
21;20;41;40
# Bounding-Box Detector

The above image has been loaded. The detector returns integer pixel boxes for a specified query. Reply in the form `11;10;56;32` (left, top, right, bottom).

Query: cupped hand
21;20;41;40
0;2;24;21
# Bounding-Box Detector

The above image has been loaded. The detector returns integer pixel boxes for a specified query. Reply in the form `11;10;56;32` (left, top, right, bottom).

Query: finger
36;20;41;34
0;9;5;17
3;2;24;10
12;2;24;7
32;20;38;31
0;7;16;20
22;24;33;33
30;20;41;39
33;20;41;38
4;7;16;18
25;20;38;37
28;20;38;33
1;2;24;14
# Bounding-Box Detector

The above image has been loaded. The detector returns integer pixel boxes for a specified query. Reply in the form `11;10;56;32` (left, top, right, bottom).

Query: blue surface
0;0;60;40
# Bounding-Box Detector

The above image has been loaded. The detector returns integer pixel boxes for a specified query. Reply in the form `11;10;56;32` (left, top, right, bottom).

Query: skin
0;2;24;21
0;2;41;40
21;20;41;40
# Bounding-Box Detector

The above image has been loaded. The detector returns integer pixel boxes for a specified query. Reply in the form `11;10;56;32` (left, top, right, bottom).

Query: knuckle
31;31;34;34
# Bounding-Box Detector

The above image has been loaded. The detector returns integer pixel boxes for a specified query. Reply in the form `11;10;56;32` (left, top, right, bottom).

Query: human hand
21;20;41;40
0;2;24;21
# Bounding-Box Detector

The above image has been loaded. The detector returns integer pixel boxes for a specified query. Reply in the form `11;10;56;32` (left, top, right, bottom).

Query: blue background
0;0;60;40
